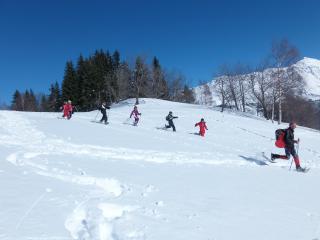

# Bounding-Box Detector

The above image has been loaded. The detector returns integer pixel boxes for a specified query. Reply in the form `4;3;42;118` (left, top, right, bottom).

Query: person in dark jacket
271;122;303;171
99;102;110;124
165;111;178;131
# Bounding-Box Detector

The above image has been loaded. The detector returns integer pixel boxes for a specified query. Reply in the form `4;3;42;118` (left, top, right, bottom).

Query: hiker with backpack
98;102;110;124
271;122;304;172
130;105;141;126
195;118;208;137
165;111;178;132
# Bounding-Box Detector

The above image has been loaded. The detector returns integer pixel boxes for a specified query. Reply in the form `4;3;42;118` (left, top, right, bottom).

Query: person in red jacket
130;105;141;126
62;101;69;118
195;118;208;136
67;100;74;119
63;100;73;119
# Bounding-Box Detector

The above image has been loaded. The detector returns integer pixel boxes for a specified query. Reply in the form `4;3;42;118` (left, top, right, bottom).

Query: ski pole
124;117;130;124
289;157;293;170
93;110;99;122
297;142;301;168
289;142;299;171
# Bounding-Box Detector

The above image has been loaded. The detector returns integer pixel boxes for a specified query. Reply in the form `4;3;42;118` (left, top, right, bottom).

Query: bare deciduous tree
132;56;150;105
166;70;184;101
116;61;131;101
234;63;250;112
215;65;230;112
249;60;273;118
202;83;213;105
271;39;300;124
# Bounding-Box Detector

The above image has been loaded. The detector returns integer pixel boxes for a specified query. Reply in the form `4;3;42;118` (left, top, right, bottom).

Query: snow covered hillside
294;57;320;100
194;57;320;105
1;98;320;240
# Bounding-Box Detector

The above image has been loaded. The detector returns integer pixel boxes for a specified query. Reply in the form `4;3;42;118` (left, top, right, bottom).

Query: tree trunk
221;95;225;112
271;96;275;124
278;97;282;124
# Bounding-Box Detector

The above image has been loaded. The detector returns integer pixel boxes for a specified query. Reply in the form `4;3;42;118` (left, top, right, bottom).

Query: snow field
0;98;319;240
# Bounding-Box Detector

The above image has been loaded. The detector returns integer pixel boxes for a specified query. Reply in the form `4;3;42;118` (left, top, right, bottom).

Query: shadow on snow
239;155;268;166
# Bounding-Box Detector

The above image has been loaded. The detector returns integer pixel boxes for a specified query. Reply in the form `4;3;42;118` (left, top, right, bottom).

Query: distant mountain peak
296;57;320;66
194;56;320;106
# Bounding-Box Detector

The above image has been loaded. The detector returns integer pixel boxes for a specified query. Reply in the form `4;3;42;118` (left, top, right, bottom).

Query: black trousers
166;120;176;131
285;147;298;158
100;113;108;123
273;147;298;159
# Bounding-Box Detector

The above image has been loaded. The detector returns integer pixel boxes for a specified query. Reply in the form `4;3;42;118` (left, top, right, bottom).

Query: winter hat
201;118;204;122
289;122;297;128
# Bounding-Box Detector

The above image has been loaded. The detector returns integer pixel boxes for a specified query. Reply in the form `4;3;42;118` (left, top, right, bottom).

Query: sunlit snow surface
0;99;319;240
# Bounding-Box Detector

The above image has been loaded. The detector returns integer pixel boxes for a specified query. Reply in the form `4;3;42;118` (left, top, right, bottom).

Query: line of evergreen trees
11;83;61;112
11;50;194;112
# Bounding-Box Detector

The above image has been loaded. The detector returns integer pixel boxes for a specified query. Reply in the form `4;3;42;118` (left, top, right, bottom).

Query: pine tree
48;82;62;112
30;89;38;111
152;57;168;99
78;55;97;110
11;90;23;111
62;61;78;105
112;50;120;69
75;54;86;110
24;89;38;111
111;50;121;101
24;90;30;111
39;94;50;112
92;50;111;105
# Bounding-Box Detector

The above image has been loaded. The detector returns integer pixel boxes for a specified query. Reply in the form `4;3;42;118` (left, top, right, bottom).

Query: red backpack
275;129;286;148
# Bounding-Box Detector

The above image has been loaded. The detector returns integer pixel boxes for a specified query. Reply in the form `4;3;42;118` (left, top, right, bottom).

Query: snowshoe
296;167;310;173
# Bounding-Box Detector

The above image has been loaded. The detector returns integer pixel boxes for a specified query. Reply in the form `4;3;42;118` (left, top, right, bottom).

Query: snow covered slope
0;98;320;240
194;57;320;105
293;57;320;100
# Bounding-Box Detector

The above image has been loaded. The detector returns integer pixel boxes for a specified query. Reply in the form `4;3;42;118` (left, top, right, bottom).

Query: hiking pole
106;110;110;123
93;110;99;122
289;157;293;171
289;142;299;171
297;141;301;168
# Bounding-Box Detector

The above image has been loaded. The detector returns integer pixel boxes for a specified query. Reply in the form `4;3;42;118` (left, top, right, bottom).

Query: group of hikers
163;110;208;135
60;100;305;172
61;101;209;136
129;105;208;136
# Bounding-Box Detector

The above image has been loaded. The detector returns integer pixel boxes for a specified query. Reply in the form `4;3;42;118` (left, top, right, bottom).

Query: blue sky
1;0;320;104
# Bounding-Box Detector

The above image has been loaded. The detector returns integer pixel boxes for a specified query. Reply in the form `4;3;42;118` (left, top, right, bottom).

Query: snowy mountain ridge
293;57;320;99
0;98;320;240
194;57;320;106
